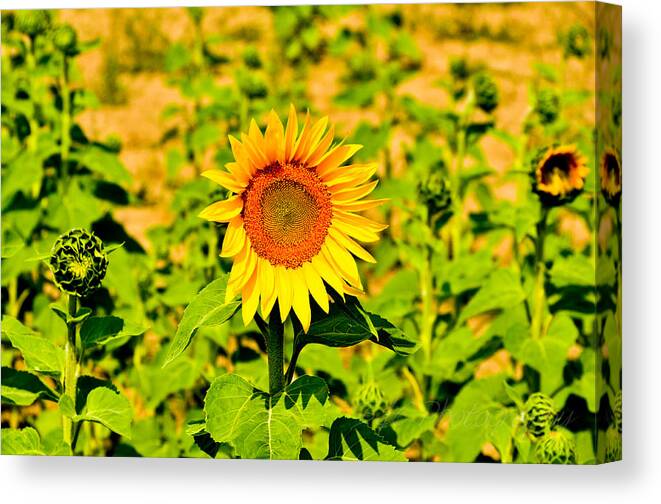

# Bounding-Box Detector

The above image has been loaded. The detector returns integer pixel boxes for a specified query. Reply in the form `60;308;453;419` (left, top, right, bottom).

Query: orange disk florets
242;162;332;269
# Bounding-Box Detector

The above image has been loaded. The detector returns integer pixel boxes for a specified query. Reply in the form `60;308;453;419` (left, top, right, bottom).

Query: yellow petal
264;110;285;164
331;180;379;202
323;239;362;289
328;227;376;263
335;199;389;212
302;262;329;313
343;282;365;298
199;196;243;222
315;144;363;178
228;135;255;178
225;162;251;187
334;215;381;243
290;268;311;332
275;266;293;322
202;169;246;193
322;163;378;187
304;124;335;167
335;210;388;233
241;268;260;327
228;241;257;293
220;217;246;257
284;104;298;162
291;111;311;162
241;132;269;170
249;118;264;143
311;254;345;300
259;259;277;318
296;116;328;162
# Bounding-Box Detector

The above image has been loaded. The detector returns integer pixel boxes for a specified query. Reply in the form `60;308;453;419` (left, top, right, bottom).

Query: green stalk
449;95;474;259
62;294;79;447
419;245;435;365
265;312;284;395
60;54;72;184
531;209;549;339
25;36;39;153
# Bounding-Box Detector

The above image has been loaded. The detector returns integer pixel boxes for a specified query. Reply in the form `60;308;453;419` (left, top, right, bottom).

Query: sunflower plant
163;106;414;460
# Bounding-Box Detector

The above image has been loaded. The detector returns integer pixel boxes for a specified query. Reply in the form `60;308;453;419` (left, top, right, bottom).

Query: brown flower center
243;163;332;268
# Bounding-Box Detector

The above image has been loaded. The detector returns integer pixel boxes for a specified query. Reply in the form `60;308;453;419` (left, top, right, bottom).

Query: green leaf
1;316;64;375
80;316;146;349
1;367;58;406
1;427;44;455
460;269;526;322
326;417;407;461
295;297;415;356
78;386;133;438
442;376;511;462
49;304;92;325
164;274;240;367
549;255;595;288
503;314;578;394
72;146;132;186
204;374;331;460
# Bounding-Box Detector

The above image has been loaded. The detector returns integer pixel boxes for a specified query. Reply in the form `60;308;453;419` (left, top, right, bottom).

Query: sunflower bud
49;229;109;298
419;171;452;217
535;431;576;464
605;426;622;462
531;145;589;207
472;72;499;113
563;24;590;59
600;148;622;206
354;382;388;421
53;24;77;56
15;10;52;38
535;89;561;125
525;393;556;439
613;391;622;434
450;57;470;82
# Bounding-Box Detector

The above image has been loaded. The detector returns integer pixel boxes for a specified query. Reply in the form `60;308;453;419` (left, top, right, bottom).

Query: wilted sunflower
532;145;589;207
200;106;387;331
600;148;622;205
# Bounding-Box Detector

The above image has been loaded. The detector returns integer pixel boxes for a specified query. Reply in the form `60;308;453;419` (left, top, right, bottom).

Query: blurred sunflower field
1;2;621;463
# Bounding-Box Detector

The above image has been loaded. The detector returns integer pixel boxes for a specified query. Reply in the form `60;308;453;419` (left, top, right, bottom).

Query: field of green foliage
1;4;621;463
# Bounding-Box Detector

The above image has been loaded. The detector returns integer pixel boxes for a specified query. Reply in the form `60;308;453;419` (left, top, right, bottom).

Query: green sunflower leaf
204;374;332;460
164;274;240;367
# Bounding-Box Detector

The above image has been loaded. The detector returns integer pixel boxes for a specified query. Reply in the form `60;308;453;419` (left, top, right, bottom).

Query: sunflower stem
266;311;285;395
531;208;549;340
63;294;79;448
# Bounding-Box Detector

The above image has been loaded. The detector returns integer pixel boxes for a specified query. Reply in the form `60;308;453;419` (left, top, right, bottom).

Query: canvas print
1;2;621;463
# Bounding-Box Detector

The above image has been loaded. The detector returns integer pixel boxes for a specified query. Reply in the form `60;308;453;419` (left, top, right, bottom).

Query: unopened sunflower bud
53;24;77;55
600;148;622;206
531;144;589;207
563;24;590;59
605;426;622;462
354;382;388;421
525;392;556;439
49;229;109;298
15;9;52;38
535;89;561;125
536;431;576;464
419;171;452;217
472;72;499;113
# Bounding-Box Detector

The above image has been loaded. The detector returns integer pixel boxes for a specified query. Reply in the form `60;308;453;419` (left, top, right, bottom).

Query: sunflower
600;148;622;205
200;106;387;331
532;145;589;207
